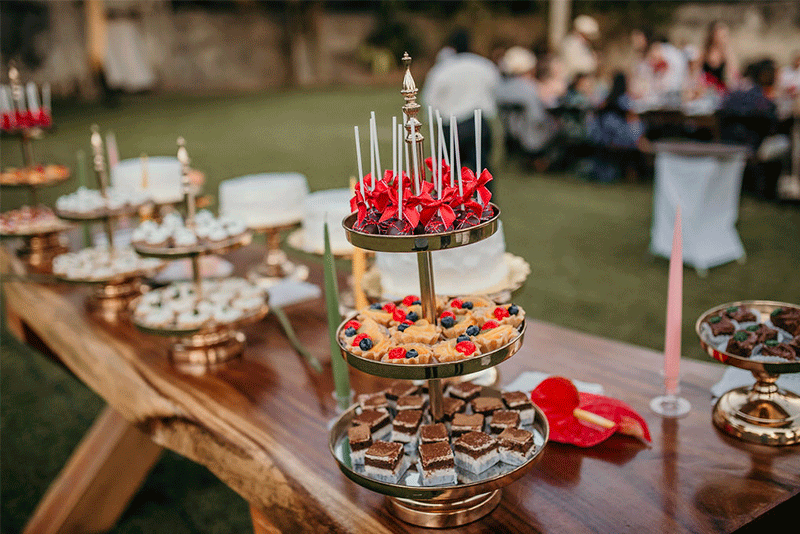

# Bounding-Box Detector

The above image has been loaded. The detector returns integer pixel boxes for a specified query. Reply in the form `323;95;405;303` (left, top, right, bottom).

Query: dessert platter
219;173;310;285
327;54;547;527
0;205;72;271
129;139;267;371
696;300;800;445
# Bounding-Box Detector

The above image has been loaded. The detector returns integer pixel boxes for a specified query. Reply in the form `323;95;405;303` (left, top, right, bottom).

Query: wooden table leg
250;506;282;534
23;406;163;534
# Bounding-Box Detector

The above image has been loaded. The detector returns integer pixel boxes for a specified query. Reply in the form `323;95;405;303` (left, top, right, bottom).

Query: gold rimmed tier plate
328;390;548;501
337;313;526;380
0;220;73;238
249;220;302;235
1;166;71;188
56;201;152;222
342;204;500;253
696;300;800;374
133;232;252;259
130;299;269;338
54;264;165;286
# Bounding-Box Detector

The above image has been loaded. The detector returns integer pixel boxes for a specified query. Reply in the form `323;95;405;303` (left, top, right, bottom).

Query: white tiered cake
301;188;354;255
111;156;183;204
219;173;309;228
375;221;509;297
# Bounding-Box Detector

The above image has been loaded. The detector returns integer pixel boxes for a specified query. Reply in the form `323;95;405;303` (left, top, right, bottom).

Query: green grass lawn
2;87;799;532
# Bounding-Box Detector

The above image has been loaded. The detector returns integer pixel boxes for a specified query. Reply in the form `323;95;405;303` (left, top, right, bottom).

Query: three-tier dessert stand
53;126;162;321
131;139;266;372
328;55;548;528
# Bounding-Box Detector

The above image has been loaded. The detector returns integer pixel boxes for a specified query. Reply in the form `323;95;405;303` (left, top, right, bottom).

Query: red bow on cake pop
378;179;426;228
418;185;459;229
531;376;651;448
460;168;493;207
351;172;393;224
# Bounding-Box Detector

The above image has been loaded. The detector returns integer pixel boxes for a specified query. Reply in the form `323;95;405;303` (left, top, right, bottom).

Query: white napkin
267;279;321;309
503;371;605;395
710;366;800;402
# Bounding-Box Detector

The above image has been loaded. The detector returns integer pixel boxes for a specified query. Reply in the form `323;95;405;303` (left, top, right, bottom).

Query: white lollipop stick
411;123;420;195
354;126;368;208
398;124;403;222
428;106;436;188
436;110;450;167
369;117;376;191
404;128;411;196
392;116;397;182
371;112;381;182
26;83;39;112
449;115;456;187
436;113;444;196
453;116;463;209
475;108;482;205
42;83;51;111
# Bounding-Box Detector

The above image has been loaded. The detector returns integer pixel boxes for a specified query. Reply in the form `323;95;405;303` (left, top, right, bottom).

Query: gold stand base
18;232;69;272
386;490;502;528
248;249;309;289
87;279;143;323
169;329;245;374
713;384;800;446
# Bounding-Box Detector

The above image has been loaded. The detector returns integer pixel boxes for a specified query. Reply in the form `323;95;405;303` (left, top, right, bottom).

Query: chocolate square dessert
453;431;499;474
498;427;535;465
448;381;481;402
470;396;503;420
348;423;372;465
745;323;779;344
385;381;420;404
489;410;520;434
420;423;449;444
723;305;758;324
357;392;389;413
418;441;457;486
706;315;736;337
396;395;426;413
760;340;797;360
364;441;408;483
441;397;466;423
726;330;758;357
391;409;423;444
501;391;535;425
790;335;800;353
352;408;391;440
451;413;484;438
770;307;800;336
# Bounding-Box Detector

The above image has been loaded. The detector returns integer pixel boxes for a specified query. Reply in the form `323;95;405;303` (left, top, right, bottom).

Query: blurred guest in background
702;20;739;92
423;28;500;175
778;51;800;98
628;28;653;99
559;72;595;146
645;37;688;103
682;45;711;102
560;15;600;81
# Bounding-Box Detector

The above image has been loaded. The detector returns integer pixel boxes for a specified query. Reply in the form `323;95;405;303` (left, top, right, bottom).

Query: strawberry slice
392;309;407;323
382;302;397;313
402;295;419;306
351;333;369;347
455;340;477;355
493;306;510;320
387;347;406;359
344;320;361;331
451;298;464;309
481;320;499;330
441;310;456;320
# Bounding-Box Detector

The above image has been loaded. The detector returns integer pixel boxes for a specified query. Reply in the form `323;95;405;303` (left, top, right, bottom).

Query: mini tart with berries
434;339;482;363
475;304;525;329
474;322;519;352
349;333;393;361
381;344;434;365
340;317;388;346
439;310;479;339
358;302;396;327
390;319;442;345
388;305;424;327
445;296;495;316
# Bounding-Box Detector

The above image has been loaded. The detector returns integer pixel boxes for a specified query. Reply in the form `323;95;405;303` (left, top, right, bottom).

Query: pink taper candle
664;206;683;395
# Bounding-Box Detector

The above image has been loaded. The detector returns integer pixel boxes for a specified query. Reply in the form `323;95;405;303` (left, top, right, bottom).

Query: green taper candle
76;149;91;247
324;219;350;409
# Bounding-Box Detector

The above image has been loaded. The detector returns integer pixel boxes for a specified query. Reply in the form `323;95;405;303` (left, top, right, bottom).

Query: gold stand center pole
417;249;444;421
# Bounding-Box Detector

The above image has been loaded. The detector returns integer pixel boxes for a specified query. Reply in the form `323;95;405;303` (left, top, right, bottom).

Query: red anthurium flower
530;376;651;448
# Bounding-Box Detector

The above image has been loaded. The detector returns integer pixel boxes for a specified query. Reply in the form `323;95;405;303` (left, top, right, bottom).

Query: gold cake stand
696;300;800;446
0;220;72;272
247;221;308;287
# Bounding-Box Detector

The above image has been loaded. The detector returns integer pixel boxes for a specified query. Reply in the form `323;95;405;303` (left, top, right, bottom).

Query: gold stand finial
400;52;425;183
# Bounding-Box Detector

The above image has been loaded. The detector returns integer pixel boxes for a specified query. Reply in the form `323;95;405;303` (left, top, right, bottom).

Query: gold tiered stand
52;125;163;321
1;63;72;271
696;300;800;446
328;54;548;528
247;221;308;287
131;138;266;372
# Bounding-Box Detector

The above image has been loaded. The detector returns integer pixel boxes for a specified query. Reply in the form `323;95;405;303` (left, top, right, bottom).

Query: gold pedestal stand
387;491;501;528
169;329;247;375
18;231;69;270
697;300;800;446
86;277;144;323
248;222;308;287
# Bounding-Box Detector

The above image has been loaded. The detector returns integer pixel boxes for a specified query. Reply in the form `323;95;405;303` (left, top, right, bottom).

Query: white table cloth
650;142;749;272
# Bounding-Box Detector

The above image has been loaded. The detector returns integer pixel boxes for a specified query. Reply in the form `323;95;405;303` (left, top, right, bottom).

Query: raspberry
441;310;456;320
388;347;406;359
451;298;464;309
493;307;510;320
482;320;499;330
383;302;397;313
455;340;477;355
402;295;419;306
393;309;407;322
352;333;369;347
344;320;361;331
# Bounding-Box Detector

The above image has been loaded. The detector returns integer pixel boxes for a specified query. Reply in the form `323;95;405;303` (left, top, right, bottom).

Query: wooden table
3;246;799;534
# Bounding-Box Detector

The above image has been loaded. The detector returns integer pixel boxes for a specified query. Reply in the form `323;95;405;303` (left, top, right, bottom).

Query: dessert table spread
2;245;798;534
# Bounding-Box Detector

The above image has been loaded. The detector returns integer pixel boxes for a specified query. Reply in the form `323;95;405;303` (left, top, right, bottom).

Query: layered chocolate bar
771;307;800;336
396;395;426;413
705;315;736;337
726;330;758;357
420;423;449;444
470;396;503;423
385;382;420;406
364;441;408;483
392;409;423;445
357;392;389;413
498;427;535;465
453;431;499;474
447;381;481;402
451;413;484;438
760;340;797;360
348;423;372;465
722;305;758;324
352;408;392;440
489;410;520;435
745;323;779;344
501;391;535;425
418;441;457;486
441;397;466;423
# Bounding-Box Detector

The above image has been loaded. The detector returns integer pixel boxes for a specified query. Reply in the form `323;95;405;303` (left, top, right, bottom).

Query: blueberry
406;349;418;359
344;327;357;336
359;338;373;350
397;323;409;332
441;316;455;328
457;334;470;342
406;311;419;322
466;325;480;336
462;301;473;310
370;303;383;310
412;300;421;305
508;304;519;316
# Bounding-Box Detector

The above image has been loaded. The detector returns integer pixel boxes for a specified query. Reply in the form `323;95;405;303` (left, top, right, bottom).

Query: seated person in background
778;51;800;98
587;72;647;182
682;45;712;102
629;28;654;100
702;20;739;92
560;15;600;82
496;50;564;171
642;37;688;107
559;73;596;145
